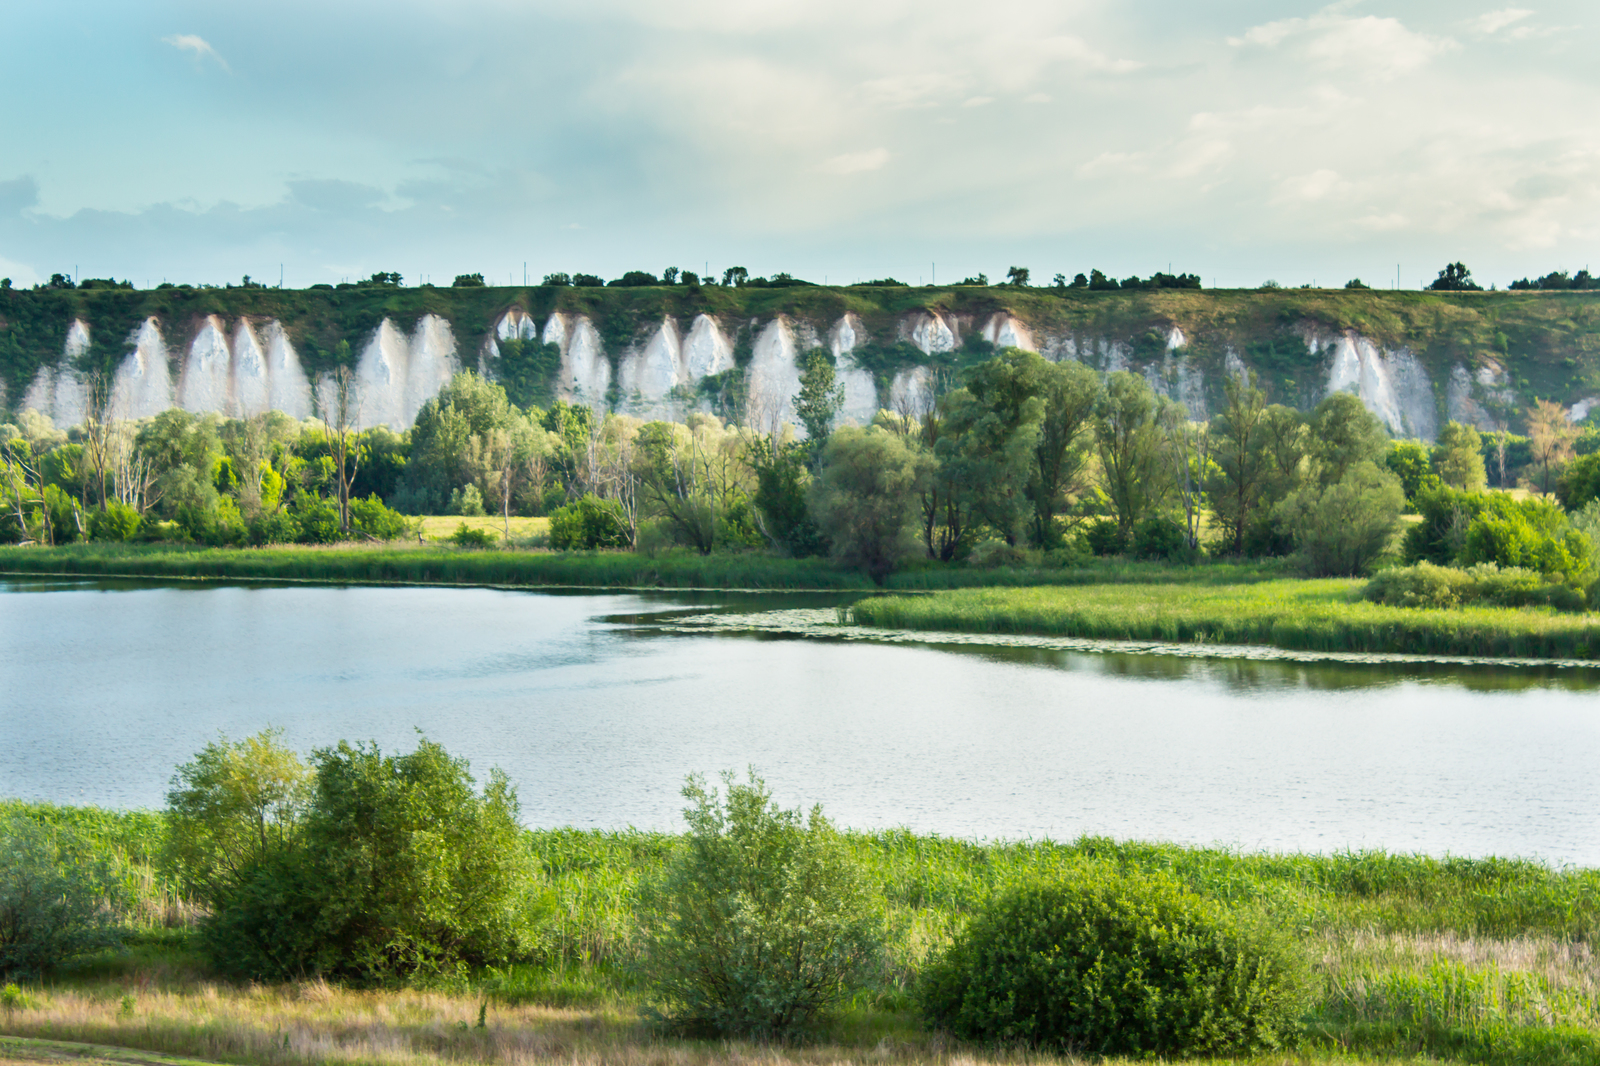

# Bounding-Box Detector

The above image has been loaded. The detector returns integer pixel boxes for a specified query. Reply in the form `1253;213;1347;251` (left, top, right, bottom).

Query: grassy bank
0;543;1289;593
851;580;1600;659
6;802;1600;1066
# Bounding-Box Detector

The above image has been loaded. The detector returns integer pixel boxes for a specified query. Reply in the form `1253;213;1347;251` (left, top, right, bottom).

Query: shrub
450;522;498;549
349;495;410;540
1462;493;1593;584
1364;561;1587;612
1084;518;1126;556
968;538;1028;568
810;427;934;585
548;494;632;550
636;771;882;1039
0;817;125;978
1557;452;1600;511
1132;515;1185;560
205;737;534;983
918;866;1307;1057
1404;483;1490;564
1277;461;1404;575
248;509;301;546
294;499;341;544
89;501;142;541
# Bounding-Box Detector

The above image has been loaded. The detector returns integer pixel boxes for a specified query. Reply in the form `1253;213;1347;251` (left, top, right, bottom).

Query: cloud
1468;8;1534;35
163;34;229;71
816;149;889;175
287;179;386;213
1231;11;1452;79
0;175;40;216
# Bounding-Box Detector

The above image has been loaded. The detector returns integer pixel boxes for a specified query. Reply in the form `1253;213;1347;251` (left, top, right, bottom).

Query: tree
1161;404;1211;552
1385;439;1436;504
936;350;1047;545
1206;373;1270;554
1276;461;1405;576
748;437;827;556
1432;421;1486;491
1095;372;1170;537
316;353;363;534
163;729;310;905
810;427;934;584
452;273;485;287
1526;399;1579;494
1308;392;1387;486
1005;266;1030;286
1428;262;1483;291
637;770;881;1038
402;371;520;513
1025;356;1101;547
794;348;845;445
1;816;125;978
205;737;533;982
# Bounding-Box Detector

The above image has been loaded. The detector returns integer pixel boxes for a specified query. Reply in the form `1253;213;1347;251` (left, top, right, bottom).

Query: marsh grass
851;581;1600;659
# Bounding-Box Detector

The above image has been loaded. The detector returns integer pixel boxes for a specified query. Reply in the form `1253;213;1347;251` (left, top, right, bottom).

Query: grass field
851;580;1600;659
414;516;550;543
6;802;1600;1066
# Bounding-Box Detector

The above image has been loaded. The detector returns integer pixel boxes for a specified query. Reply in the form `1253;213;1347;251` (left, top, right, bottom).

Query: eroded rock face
746;318;802;435
22;320;91;428
179;316;233;415
982;313;1034;352
550;314;610;407
109;319;175;421
618;318;686;418
1310;328;1437;440
830;313;879;427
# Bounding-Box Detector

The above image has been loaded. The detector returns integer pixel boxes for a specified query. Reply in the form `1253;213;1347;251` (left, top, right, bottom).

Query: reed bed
11;807;1600;1065
0;546;1287;595
850;581;1600;659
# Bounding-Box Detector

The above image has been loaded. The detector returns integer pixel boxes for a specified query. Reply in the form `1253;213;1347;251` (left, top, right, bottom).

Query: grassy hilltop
5;280;1600;423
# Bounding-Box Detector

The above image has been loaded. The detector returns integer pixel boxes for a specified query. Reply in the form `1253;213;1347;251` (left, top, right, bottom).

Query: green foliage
449;483;487;516
247;509;300;546
1556;452;1600;511
1277;461;1405;576
450;522;498;548
1386;440;1437;504
349;494;410;539
1434;421;1488;491
163;729;310;906
548;494;631;549
1310;392;1389;485
748;438;827;557
1363;561;1587;612
1132;514;1187;560
1095;371;1168;535
810;427;934;584
794;349;844;442
636;771;882;1038
293;497;340;543
205;737;534;982
1429;262;1483;291
918;866;1307;1056
89;501;142;541
1461;494;1593;585
0;816;126;978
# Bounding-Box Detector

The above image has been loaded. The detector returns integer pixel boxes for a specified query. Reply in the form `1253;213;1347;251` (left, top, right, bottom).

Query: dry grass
1;976;1408;1066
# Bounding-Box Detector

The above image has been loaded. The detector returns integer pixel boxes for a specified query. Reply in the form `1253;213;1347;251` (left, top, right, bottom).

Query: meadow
4;802;1600;1066
850;580;1600;659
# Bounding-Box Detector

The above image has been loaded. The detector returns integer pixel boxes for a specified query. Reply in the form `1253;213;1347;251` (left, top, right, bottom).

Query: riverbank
850;580;1600;659
0;543;1286;593
5;801;1600;1066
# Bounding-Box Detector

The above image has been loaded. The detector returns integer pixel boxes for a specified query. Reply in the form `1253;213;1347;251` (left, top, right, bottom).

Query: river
3;579;1597;864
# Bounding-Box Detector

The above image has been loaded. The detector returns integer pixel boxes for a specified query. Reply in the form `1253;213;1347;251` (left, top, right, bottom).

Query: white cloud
817;149;889;175
1468;8;1534;35
1231;11;1452;79
163;34;229;71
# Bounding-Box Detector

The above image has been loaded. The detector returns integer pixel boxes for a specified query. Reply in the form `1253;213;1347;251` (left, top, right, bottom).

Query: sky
1;0;1597;290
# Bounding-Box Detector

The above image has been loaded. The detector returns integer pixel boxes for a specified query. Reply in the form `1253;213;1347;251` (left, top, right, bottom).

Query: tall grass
10;804;1600;1064
852;581;1600;659
0;544;1288;594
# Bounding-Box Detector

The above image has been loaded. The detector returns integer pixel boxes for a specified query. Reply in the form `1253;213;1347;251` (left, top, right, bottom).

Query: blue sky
2;1;1596;289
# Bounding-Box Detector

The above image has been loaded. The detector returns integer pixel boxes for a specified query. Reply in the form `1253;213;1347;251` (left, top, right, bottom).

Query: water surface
3;580;1597;864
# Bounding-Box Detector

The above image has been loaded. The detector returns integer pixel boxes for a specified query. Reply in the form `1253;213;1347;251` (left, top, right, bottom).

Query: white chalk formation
17;305;1553;444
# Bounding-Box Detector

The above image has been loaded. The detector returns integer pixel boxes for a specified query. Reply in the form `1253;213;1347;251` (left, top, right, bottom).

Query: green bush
0;816;125;978
89;502;142;541
1132;515;1185;560
204;737;534;982
349;494;410;540
1277;461;1404;576
294;499;341;544
1462;494;1592;585
1364;561;1587;612
548;494;631;549
1084;517;1127;556
248;510;301;546
918;866;1307;1057
968;538;1028;569
636;771;882;1038
449;522;498;549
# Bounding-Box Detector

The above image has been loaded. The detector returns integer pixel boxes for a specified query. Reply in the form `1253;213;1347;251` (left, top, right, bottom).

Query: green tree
637;770;881;1038
794;349;844;445
1206;373;1270;554
164;729;310;906
1095;372;1170;537
1276;461;1405;576
1428;262;1483;291
0;817;126;978
1432;421;1487;491
1385;439;1436;503
1010;353;1099;547
1557;452;1600;511
810;427;934;584
402;372;522;513
936;351;1046;545
1526;399;1579;494
748;437;826;556
1308;392;1388;486
205;736;533;982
